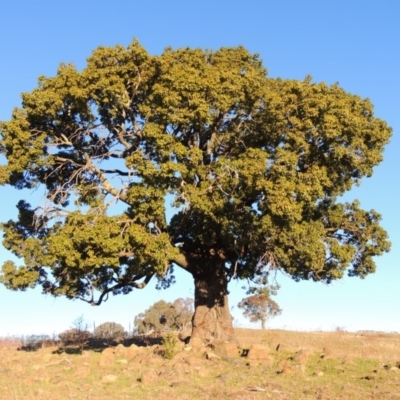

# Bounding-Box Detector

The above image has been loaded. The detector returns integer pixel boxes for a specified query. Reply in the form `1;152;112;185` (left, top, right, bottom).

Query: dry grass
0;329;399;399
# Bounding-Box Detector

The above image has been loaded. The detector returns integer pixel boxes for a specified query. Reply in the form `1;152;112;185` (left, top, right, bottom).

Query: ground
1;329;400;399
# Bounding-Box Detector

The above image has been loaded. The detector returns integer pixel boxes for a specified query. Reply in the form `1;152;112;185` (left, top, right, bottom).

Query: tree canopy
0;39;392;342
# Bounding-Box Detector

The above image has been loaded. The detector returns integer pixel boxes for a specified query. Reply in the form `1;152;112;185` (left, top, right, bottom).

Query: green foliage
0;39;391;316
93;322;126;342
134;298;193;334
162;332;178;359
238;287;282;329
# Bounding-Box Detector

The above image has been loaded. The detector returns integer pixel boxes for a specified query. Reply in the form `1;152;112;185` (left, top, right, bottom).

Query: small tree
172;297;194;331
93;322;126;342
134;298;193;334
238;287;282;329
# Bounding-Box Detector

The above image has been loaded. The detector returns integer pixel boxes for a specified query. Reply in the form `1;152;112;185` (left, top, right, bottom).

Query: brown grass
0;329;399;399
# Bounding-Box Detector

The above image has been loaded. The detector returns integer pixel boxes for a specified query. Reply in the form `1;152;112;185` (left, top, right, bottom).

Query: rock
140;370;159;384
247;344;270;360
101;374;118;384
321;347;334;359
102;347;115;356
114;344;126;356
117;359;128;365
211;340;240;358
281;365;294;375
205;351;222;360
125;344;141;360
99;348;115;367
292;350;309;366
178;330;191;343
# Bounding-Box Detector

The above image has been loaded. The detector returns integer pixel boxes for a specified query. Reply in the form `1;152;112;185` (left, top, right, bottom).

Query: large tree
0;40;391;343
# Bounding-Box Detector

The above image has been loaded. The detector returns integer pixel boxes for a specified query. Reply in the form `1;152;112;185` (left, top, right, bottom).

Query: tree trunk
190;266;236;344
261;318;266;330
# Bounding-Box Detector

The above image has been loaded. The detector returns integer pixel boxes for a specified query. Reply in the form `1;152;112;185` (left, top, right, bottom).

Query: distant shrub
59;328;91;347
93;322;126;342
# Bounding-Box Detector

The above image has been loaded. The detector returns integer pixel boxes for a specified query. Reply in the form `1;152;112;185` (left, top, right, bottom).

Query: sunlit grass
0;329;399;399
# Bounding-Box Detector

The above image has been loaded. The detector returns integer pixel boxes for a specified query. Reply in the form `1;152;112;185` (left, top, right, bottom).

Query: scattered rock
281;365;294;375
276;359;294;375
321;347;334;359
178;330;191;343
292;350;309;365
126;344;141;360
99;348;115;367
205;351;222;360
114;344;126;356
210;340;240;358
247;344;270;360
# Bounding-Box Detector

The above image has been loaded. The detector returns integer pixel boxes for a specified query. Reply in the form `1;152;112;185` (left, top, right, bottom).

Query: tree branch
83;153;129;204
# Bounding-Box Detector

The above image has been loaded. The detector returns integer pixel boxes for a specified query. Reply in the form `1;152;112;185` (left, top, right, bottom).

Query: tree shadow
17;334;167;354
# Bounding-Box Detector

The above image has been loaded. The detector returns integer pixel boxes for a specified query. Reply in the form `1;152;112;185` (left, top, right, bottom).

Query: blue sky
0;0;399;335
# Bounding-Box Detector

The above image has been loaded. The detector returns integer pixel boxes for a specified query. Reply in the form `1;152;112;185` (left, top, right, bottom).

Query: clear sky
0;0;399;336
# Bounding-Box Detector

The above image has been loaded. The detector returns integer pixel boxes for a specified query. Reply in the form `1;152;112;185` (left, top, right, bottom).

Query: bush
93;322;126;342
59;328;91;347
162;333;178;359
134;298;193;334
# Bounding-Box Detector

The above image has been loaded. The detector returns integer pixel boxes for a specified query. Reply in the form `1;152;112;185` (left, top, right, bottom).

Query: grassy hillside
1;328;399;399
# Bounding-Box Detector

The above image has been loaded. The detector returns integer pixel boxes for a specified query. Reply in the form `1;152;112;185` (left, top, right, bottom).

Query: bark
190;264;236;344
261;318;266;330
